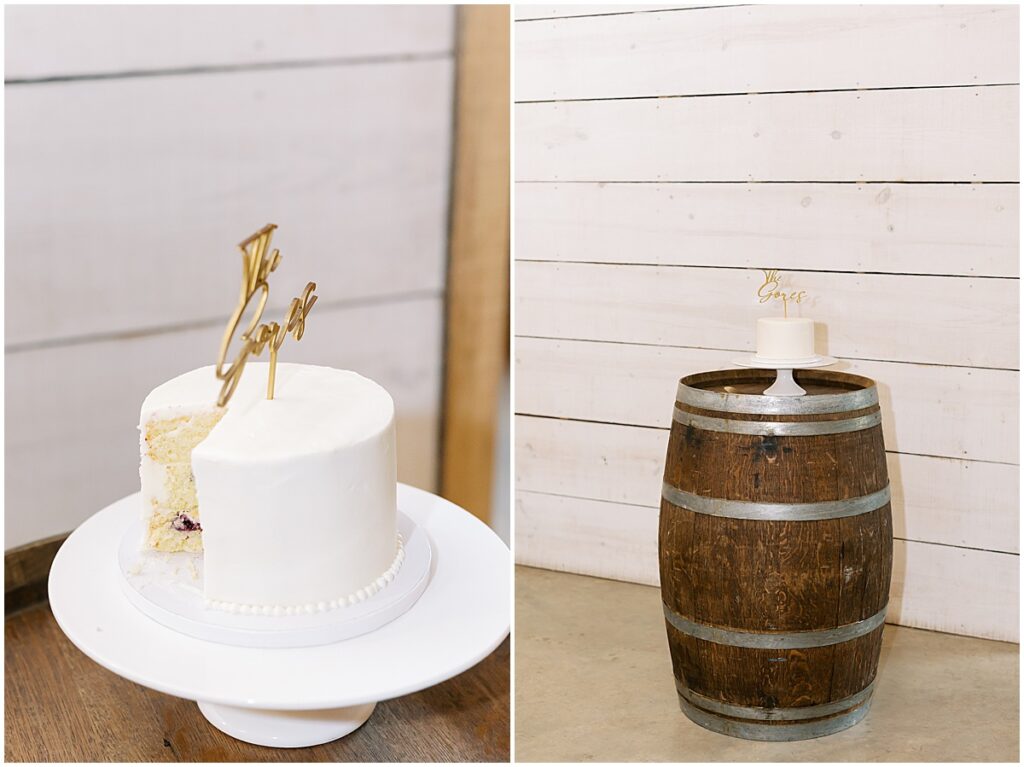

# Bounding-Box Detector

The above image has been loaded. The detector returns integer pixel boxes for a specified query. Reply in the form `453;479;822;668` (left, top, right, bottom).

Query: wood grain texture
517;86;1019;182
4;534;69;615
440;6;511;522
661;500;891;632
5;298;443;549
658;370;891;724
4;603;509;762
515;415;1019;554
666;627;884;709
516;492;1018;642
5;60;453;348
5;5;454;79
515;337;1019;464
662;374;890;621
665;419;888;503
517;5;1019;100
4;534;67;593
516;182;1020;277
515;262;1019;368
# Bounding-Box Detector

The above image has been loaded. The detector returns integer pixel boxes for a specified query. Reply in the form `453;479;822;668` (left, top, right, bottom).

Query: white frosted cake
755;317;816;361
139;362;402;613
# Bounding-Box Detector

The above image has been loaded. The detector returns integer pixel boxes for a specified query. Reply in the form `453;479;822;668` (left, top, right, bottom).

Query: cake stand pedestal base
763;367;805;397
731;355;839;397
197;701;377;748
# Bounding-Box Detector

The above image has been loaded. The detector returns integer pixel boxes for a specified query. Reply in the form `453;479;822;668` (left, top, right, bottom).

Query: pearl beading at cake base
203;534;405;615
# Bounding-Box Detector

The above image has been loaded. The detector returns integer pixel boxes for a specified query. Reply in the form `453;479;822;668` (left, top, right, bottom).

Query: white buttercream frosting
203;534;405;614
140;363;398;611
755;317;816;361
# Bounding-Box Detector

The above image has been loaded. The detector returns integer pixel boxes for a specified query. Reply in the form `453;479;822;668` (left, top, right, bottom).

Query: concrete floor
515;566;1019;762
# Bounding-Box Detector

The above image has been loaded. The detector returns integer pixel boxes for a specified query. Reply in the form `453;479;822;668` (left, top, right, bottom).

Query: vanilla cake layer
139;363;399;611
141;409;225;552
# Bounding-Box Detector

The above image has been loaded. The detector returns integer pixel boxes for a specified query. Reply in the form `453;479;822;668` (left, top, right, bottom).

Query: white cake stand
731;354;838;397
47;483;510;749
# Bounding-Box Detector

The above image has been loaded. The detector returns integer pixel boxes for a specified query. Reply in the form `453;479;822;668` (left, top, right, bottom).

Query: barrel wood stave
666;628;884;708
664;425;888;503
659;369;893;741
660;501;891;632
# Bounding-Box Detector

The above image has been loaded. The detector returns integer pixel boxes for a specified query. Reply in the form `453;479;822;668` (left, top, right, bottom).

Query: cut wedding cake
139;362;403;613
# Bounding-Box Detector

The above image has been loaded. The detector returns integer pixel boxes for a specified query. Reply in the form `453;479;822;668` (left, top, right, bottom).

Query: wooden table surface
5;602;509;762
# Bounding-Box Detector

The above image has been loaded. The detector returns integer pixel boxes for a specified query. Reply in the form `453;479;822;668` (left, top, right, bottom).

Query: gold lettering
215;225;318;406
757;269;780;303
755;269;809;318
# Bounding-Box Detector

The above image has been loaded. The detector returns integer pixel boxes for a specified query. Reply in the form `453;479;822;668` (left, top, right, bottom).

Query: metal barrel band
661;483;891;521
677;381;878;416
677;694;871;741
674;678;875;721
672;407;881;436
662;603;888;649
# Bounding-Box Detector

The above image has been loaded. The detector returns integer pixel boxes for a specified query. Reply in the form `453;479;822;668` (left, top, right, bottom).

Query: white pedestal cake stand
732;354;838;396
48;483;510;749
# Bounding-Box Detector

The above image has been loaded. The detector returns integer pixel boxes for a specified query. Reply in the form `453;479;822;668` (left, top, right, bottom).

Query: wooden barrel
659;368;892;741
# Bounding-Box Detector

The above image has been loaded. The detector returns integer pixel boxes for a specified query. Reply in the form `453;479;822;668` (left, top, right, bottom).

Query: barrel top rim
684;368;876;395
677;368;878;415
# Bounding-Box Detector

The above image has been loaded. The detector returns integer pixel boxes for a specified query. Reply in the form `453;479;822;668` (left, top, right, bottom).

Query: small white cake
755;317;816;361
139;363;400;613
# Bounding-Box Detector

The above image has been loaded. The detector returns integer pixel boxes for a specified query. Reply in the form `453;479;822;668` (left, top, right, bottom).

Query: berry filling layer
171;513;202;532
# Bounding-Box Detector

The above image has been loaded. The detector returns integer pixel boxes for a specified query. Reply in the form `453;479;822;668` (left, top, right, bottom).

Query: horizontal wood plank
515;6;698;21
516;86;1019;182
515;415;1019;554
5;297;443;549
887;454;1018;552
515;490;1019;641
6;60;453;347
515;262;1019;369
516;182;1019;277
516;491;659;586
516;416;667;508
889;540;1018;642
5;6;453;79
517;5;1019;100
515;337;1018;463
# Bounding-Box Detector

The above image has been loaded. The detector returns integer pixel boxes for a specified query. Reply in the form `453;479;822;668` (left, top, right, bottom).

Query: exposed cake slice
138;363;400;613
140;407;225;552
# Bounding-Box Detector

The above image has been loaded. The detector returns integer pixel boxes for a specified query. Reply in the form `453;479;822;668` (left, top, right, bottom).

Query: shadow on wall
828;352;905;635
874;380;905;684
873;377;906;631
813;320;829;357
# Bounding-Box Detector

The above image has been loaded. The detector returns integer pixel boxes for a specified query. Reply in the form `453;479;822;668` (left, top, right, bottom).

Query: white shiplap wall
514;4;1020;642
5;6;455;548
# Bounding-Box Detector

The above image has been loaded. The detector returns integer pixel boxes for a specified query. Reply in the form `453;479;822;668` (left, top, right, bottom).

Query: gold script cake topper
215;224;318;407
757;269;807;318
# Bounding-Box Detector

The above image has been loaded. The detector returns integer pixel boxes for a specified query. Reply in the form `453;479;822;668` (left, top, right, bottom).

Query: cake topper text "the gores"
215;224;318;407
756;269;807;319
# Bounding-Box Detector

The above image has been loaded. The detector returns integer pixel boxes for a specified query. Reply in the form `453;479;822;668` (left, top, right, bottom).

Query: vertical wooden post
440;5;510;522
